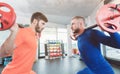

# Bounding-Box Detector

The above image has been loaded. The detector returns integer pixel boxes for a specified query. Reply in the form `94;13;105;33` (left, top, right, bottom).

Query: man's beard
73;28;80;34
35;23;42;33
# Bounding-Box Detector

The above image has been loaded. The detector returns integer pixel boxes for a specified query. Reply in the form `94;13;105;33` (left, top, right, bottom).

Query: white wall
0;30;10;46
66;25;72;57
111;0;120;4
16;14;30;25
16;12;67;28
85;1;104;26
46;22;66;28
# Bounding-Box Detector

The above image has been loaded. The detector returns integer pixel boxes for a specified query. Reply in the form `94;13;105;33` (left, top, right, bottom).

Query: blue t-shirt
77;29;120;74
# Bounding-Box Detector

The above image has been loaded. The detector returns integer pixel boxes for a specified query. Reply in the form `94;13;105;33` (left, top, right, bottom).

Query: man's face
71;19;81;34
35;20;46;33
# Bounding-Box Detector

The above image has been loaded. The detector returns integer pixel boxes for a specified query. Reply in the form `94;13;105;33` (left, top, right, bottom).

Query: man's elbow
5;49;13;55
0;51;11;58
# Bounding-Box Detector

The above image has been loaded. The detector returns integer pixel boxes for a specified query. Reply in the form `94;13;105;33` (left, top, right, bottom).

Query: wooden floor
0;57;120;74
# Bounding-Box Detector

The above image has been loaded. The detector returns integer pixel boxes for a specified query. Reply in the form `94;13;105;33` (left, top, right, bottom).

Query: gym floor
0;57;120;74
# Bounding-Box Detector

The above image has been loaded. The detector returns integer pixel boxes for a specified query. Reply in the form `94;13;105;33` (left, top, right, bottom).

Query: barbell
71;3;120;40
96;3;120;33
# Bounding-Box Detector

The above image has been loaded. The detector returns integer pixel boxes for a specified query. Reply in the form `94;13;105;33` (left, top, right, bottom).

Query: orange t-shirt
2;27;37;74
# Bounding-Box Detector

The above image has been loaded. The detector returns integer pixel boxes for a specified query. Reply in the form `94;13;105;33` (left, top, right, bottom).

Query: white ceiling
0;0;103;25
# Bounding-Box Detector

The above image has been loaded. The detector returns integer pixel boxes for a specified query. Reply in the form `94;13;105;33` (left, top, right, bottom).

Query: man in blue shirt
71;16;120;74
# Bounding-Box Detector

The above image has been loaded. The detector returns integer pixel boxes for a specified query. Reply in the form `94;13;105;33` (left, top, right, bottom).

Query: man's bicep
91;30;109;43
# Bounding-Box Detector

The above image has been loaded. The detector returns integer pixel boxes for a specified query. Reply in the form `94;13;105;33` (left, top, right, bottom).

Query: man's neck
30;24;36;33
78;28;85;36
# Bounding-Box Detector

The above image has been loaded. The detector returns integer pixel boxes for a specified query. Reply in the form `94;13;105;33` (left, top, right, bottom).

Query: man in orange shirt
0;12;48;74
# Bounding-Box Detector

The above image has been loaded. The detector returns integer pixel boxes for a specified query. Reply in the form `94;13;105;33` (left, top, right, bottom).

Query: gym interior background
0;0;120;74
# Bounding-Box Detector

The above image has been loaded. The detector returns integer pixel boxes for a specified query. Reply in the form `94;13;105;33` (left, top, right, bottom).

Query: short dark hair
72;16;85;25
72;16;85;21
31;12;48;23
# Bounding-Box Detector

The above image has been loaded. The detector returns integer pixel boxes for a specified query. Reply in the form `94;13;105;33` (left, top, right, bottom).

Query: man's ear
33;19;38;24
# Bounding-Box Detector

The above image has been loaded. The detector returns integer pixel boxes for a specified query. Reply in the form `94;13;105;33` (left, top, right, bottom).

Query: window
106;46;120;61
103;32;120;61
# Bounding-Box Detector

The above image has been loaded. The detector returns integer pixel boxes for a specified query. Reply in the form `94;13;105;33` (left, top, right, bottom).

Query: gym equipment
0;2;16;31
96;3;120;33
89;3;120;33
70;3;120;40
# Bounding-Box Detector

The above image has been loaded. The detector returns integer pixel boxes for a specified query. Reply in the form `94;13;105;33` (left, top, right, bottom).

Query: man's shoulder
86;29;102;36
18;27;30;36
87;29;101;33
19;27;30;31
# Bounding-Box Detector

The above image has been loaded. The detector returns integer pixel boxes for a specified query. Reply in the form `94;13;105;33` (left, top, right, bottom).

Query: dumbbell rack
44;40;64;59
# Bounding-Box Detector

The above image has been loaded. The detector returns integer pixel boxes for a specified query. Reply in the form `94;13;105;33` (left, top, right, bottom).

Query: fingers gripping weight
0;2;16;31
